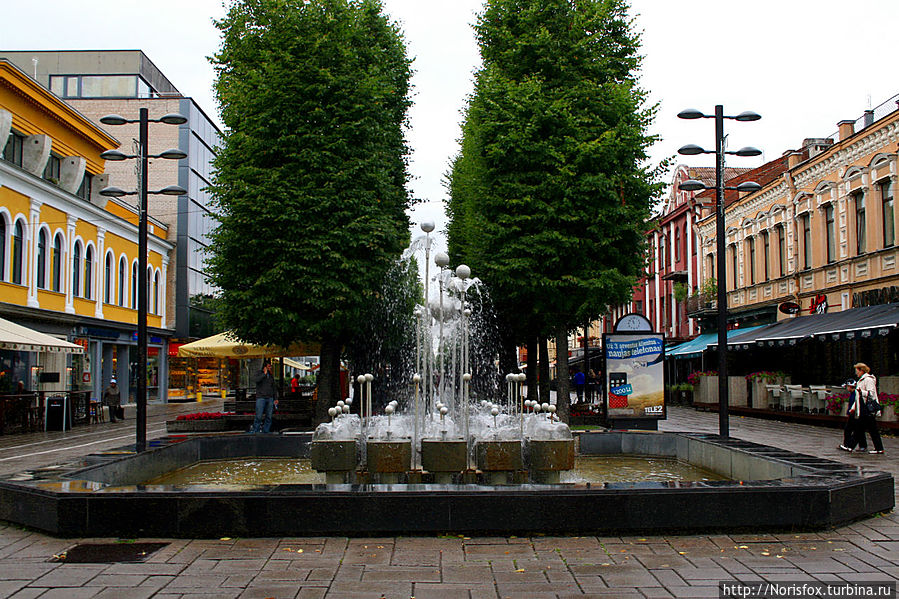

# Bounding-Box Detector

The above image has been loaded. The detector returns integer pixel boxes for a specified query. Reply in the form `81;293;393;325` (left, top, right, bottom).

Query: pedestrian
839;362;884;454
103;378;121;423
290;373;300;394
573;370;585;403
252;361;279;433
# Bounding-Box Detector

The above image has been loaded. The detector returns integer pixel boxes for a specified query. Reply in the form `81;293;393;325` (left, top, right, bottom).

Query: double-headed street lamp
677;105;762;438
99;108;187;452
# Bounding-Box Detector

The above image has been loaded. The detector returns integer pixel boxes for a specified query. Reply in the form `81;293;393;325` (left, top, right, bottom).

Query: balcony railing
686;293;717;317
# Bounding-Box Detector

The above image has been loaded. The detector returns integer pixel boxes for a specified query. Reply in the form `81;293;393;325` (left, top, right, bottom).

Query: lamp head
677;108;706;120
155;185;187;196
678;143;707;156
159;113;188;125
420;219;435;233
157;148;187;160
733;146;762;157
455;264;471;279
734;110;761;122
678;180;707;192
99;114;129;126
736;181;762;193
435;251;450;268
99;149;129;161
99;186;130;197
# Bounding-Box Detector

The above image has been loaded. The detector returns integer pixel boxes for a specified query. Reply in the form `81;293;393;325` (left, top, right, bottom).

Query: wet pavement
0;404;896;598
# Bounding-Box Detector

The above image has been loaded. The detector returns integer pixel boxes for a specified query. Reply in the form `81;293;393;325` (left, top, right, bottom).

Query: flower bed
175;412;226;421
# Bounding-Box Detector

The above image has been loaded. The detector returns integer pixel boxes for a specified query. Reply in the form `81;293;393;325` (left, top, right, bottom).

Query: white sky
4;0;899;258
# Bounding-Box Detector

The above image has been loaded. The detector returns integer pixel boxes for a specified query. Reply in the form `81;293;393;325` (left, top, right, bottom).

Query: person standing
103;378;121;423
573;370;585;403
290;373;300;394
840;363;884;454
252;361;279;433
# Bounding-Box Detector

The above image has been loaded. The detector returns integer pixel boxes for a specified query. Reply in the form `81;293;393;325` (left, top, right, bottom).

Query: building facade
0;59;173;401
696;95;899;324
0;50;223;400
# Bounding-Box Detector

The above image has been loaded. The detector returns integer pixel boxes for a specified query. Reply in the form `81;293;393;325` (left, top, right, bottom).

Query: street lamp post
99;108;187;452
677;105;762;438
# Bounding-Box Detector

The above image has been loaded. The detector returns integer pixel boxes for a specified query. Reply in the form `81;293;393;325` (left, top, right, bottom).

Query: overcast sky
4;1;898;256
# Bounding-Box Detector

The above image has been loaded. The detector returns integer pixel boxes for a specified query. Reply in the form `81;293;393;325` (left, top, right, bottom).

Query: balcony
686;293;717;318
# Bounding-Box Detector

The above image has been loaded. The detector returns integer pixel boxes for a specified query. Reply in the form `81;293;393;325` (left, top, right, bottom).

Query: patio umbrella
177;332;320;358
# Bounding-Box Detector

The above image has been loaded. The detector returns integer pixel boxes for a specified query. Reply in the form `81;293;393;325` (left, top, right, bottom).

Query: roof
667;326;764;359
709;304;899;350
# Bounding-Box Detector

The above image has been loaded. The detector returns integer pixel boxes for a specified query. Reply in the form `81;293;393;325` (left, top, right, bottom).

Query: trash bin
45;395;70;431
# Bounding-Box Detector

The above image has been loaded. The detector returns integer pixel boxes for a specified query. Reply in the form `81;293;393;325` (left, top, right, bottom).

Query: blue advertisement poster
603;333;666;419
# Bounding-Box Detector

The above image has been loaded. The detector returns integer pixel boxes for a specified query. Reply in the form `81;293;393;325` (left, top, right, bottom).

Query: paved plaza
0;404;896;598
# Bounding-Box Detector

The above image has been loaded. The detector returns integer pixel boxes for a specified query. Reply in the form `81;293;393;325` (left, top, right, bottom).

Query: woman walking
840;363;884;454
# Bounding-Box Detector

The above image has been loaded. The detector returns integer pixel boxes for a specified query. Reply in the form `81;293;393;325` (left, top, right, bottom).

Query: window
50;74;147;98
882;180;894;248
707;253;715;282
777;225;786;277
43;154;61;183
825;205;835;263
659;237;666;271
762;231;769;281
118;257;126;306
855;192;866;255
84;246;93;299
730;244;738;289
73;242;81;298
76;173;93;201
0;217;5;281
635;299;643;314
12;221;24;284
104;252;112;304
747;238;756;285
51;234;62;292
2;131;24;166
674;227;681;262
154;271;160;314
37;229;47;289
801;214;812;269
131;262;138;309
693;231;698;256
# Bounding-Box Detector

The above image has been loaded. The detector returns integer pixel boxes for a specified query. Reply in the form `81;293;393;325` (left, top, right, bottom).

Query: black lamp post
99;108;187;452
677;105;761;438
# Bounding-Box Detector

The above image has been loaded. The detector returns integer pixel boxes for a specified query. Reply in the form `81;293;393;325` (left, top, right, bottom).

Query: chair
765;385;784;410
26;394;44;431
783;385;804;411
807;385;828;413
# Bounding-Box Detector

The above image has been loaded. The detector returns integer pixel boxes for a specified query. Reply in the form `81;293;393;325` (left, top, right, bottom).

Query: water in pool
143;456;725;486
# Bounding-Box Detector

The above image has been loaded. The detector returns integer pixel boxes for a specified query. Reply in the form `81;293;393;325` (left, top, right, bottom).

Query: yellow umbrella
177;332;320;358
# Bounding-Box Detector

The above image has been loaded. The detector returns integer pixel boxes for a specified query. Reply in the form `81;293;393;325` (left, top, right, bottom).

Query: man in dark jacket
252;361;279;433
103;378;121;423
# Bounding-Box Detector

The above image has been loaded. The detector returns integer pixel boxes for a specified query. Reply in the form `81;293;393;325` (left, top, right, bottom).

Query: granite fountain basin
0;431;891;537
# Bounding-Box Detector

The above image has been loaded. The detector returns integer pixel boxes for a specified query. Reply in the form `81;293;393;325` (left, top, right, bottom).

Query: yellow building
0;59;173;403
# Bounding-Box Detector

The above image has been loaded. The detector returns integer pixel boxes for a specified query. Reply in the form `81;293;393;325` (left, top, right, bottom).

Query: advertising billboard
603;333;666;420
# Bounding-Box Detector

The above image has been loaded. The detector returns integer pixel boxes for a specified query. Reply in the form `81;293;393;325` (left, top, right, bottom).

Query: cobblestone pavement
0;406;896;598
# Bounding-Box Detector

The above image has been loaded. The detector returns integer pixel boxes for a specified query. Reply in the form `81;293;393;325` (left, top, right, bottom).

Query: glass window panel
81;75;137;98
66;77;79;97
50;76;64;96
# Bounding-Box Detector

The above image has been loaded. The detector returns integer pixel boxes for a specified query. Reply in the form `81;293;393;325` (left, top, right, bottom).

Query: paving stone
411;582;480;599
237;584;301;598
0;580;28;597
441;564;494;583
83;574;149;587
296;589;327;599
360;567;441;583
30;588;100;599
30;565;107;588
7;589;47;599
91;589;158;599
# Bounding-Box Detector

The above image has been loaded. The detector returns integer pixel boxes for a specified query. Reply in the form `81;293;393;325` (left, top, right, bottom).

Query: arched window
131;261;138;309
51;233;63;292
84;246;93;299
104;252;113;303
12;221;25;285
674;227;681;262
73;242;82;298
153;270;160;314
118;256;126;306
0;216;5;281
825;204;836;263
37;229;47;289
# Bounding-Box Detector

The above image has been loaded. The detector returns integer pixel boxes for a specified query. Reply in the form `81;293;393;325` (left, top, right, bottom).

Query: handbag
862;390;881;416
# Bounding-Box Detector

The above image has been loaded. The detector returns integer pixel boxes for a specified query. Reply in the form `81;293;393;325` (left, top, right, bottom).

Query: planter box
166;419;227;433
728;377;748;407
882;405;897;422
696;376;718;404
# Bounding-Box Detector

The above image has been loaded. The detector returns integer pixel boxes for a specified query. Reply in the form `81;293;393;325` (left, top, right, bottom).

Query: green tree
446;0;664;418
208;0;413;422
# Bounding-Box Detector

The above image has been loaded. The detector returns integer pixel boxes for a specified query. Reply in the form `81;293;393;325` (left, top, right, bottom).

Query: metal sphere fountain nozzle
462;308;472;317
455;264;471;279
541;403;550;412
435;251;450;268
345;397;352;406
517;373;527;382
328;407;338;419
342;405;350;414
462;373;471;382
385;405;395;415
439;406;448;417
505;373;513;382
356;375;366;384
337;400;345;409
420;219;435;233
490;407;499;416
548;404;557;413
413;373;421;383
364;373;374;382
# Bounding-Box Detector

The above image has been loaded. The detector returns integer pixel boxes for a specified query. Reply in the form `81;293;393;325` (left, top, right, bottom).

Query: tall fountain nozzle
328;407;338;421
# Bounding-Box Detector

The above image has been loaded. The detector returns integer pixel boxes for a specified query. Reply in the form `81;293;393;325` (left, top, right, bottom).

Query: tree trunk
538;337;550;404
315;336;342;424
526;337;538;403
555;327;570;424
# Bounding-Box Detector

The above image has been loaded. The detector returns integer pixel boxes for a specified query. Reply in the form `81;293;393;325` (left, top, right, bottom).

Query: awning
667;326;764;358
710;304;899;350
177;332;321;358
0;317;84;354
282;357;309;371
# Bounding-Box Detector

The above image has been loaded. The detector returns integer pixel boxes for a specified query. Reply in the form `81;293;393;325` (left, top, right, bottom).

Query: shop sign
132;333;162;343
809;294;828;314
148;347;159;357
72;338;89;350
778;302;801;315
168;343;184;357
853;286;899;308
83;327;119;339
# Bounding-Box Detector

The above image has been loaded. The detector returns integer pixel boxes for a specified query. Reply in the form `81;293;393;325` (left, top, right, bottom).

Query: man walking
252;361;279;433
103;378;121;423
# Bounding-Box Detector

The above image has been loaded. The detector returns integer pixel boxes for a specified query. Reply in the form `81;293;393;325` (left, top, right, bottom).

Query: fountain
309;223;575;485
